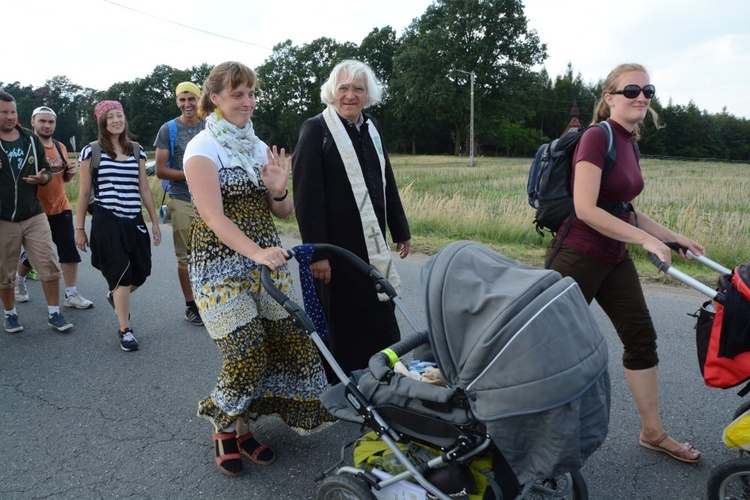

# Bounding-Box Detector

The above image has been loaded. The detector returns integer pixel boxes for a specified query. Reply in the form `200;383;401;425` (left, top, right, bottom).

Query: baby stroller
649;244;750;500
261;241;611;499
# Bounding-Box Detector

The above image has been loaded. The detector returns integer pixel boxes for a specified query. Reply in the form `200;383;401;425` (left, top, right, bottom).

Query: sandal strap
216;452;242;464
673;442;700;460
641;431;669;447
237;431;256;446
251;444;271;461
213;431;237;442
213;431;242;461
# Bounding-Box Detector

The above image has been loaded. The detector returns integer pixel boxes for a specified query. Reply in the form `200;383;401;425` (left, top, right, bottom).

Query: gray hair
320;60;382;108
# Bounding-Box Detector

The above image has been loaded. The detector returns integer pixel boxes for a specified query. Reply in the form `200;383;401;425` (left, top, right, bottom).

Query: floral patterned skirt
197;315;335;432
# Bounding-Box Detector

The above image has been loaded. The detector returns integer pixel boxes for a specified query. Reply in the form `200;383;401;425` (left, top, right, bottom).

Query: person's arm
292;118;329;244
185;154;287;267
572;161;700;265
261;145;293;219
375;121;411;258
23;135;52;185
630;208;704;259
292;118;331;280
137;149;161;246
155;147;185;181
59;142;75;183
75;153;92;252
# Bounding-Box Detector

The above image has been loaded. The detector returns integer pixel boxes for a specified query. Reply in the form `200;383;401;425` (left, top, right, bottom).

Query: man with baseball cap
153;81;205;326
15;106;94;310
0;92;72;333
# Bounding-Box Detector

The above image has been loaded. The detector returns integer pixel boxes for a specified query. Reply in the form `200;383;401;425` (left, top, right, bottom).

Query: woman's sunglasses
611;84;656;99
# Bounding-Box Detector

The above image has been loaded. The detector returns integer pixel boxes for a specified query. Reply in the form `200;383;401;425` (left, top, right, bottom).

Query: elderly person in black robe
292;59;411;378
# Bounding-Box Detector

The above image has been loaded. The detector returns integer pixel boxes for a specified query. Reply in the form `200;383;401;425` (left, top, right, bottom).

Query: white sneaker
15;282;29;303
63;293;94;309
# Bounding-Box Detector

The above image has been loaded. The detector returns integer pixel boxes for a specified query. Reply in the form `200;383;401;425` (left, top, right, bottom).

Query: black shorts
90;208;152;290
48;210;81;264
20;210;80;267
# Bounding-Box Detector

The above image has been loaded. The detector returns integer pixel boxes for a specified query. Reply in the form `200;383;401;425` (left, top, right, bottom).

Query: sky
3;0;749;118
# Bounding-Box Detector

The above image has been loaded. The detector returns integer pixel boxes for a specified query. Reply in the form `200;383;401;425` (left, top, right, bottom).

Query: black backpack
527;122;634;268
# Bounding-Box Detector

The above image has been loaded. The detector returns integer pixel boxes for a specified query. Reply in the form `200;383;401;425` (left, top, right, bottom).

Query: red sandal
237;431;276;465
213;431;243;476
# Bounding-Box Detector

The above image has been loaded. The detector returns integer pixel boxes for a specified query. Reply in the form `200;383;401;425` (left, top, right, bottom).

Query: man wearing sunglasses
545;64;705;465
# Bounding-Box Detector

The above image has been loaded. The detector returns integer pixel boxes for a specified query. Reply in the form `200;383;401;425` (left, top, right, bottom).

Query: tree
390;0;547;155
356;27;400;131
255;38;357;150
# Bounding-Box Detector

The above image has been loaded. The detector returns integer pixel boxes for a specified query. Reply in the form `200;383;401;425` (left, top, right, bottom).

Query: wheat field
66;154;749;285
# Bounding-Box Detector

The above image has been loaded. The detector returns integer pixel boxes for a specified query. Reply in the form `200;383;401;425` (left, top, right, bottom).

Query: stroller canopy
422;241;610;483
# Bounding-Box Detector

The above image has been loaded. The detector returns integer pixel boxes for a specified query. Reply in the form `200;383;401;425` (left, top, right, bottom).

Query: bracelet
75;228;85;231
272;189;288;202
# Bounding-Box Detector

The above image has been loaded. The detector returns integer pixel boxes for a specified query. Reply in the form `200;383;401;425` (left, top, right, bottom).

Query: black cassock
292;112;411;379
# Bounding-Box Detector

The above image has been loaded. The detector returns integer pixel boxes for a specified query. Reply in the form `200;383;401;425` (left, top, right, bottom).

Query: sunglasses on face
611;84;656;99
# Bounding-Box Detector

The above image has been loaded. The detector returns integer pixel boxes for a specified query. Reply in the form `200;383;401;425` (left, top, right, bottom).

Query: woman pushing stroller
546;63;704;463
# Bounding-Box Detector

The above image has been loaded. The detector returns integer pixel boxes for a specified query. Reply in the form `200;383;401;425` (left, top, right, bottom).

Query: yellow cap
175;82;201;98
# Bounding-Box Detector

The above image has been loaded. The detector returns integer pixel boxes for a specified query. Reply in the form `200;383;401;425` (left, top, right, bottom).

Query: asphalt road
0;223;743;499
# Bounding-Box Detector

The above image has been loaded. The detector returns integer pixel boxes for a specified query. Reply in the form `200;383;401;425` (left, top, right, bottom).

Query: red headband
94;100;123;121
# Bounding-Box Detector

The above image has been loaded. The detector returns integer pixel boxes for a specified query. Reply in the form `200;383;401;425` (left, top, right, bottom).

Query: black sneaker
119;328;139;351
185;307;204;326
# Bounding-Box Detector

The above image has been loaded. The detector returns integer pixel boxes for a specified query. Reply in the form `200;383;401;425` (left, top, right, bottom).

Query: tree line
3;0;749;162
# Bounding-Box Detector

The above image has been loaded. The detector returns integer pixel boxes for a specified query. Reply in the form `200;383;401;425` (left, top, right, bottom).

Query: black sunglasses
611;84;655;99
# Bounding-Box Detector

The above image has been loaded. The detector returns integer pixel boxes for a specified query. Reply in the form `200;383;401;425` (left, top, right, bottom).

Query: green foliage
387;155;749;285
2;0;749;161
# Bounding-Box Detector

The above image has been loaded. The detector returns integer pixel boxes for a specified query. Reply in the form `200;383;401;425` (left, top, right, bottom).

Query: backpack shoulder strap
597;121;617;183
167;119;178;168
52;139;67;165
89;141;101;169
544;122;617;270
316;114;333;159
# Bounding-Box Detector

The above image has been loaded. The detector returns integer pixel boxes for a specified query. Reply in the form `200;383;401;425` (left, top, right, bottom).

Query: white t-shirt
183;131;268;183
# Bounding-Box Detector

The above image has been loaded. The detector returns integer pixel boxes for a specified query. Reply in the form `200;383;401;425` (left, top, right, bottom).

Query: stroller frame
262;243;586;500
650;243;750;499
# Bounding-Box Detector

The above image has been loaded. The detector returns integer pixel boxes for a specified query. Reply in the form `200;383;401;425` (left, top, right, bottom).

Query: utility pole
455;70;475;167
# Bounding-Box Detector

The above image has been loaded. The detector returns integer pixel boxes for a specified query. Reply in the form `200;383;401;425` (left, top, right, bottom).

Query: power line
103;0;273;51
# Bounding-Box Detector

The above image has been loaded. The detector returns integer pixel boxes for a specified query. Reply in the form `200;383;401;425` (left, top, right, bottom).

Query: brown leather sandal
237;431;276;465
213;431;243;476
639;431;701;463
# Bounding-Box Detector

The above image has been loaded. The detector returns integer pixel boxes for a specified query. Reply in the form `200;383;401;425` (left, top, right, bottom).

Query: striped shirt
80;144;147;218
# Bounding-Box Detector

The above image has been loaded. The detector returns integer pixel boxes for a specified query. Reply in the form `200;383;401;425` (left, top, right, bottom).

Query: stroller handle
313;243;399;299
259;249;319;334
259;242;400;321
647;241;726;303
368;330;430;380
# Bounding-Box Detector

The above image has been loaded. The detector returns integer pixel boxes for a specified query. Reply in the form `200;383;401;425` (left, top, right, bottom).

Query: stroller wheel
522;470;588;499
733;400;750;421
706;457;750;500
316;473;376;500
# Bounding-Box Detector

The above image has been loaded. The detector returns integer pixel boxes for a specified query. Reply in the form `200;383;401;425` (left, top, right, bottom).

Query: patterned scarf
204;110;262;186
